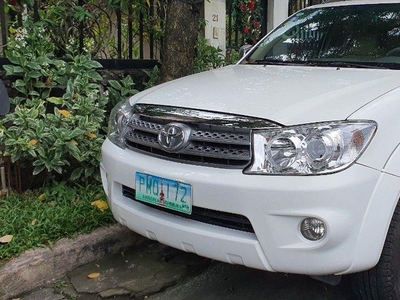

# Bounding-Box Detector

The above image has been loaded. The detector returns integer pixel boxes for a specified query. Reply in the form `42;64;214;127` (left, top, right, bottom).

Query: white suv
101;1;400;298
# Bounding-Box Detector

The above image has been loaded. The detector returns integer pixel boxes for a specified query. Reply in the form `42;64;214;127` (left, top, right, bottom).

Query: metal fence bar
289;0;325;15
33;0;39;22
0;0;7;57
149;0;154;59
78;0;84;53
260;0;268;37
139;10;144;59
227;4;233;48
128;0;133;59
116;7;122;59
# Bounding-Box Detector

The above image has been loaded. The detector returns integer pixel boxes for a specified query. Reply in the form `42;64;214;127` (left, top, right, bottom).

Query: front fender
342;138;400;274
384;143;400;178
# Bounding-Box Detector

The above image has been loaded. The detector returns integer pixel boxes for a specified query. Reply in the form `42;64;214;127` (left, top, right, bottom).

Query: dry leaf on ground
87;272;100;279
0;235;13;244
91;200;109;212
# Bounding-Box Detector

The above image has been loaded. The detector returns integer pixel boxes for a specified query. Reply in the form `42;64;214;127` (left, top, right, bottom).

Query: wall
267;0;289;33
204;0;226;54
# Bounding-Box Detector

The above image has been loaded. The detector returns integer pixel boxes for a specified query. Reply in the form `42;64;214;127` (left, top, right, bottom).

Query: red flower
240;3;247;12
9;0;18;6
243;26;251;35
253;20;260;28
248;1;256;11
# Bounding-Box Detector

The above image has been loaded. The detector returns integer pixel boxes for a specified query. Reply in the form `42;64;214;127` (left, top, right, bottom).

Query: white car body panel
133;65;400;126
350;87;400;171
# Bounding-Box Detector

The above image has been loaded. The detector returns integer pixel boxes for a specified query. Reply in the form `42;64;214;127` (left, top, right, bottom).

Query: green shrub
194;38;226;73
225;48;241;65
107;75;138;111
1;20;108;183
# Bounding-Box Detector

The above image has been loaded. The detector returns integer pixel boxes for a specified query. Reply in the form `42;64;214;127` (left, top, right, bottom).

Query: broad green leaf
7;56;20;65
41;89;51;99
26;62;42;70
14;79;25;87
83;60;103;69
66;139;80;150
28;149;37;158
87;71;103;81
52;60;66;68
71;168;83;181
47;97;64;105
13;66;24;73
66;79;74;94
3;65;15;75
54;166;63;174
63;92;73;100
15;85;27;94
33;165;45;175
27;70;42;78
29;91;40;97
34;82;46;88
36;147;46;158
109;80;122;90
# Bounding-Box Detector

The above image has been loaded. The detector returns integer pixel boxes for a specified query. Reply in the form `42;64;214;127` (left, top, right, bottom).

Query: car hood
135;65;400;125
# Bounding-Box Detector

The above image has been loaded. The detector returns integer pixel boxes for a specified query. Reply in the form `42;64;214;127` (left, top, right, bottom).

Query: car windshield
245;3;400;69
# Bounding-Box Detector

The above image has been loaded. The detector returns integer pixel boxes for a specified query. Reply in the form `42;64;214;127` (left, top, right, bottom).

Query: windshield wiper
251;59;305;66
250;59;394;69
309;61;389;69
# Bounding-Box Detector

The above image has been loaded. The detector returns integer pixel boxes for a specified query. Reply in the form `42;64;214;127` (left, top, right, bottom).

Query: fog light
300;218;326;241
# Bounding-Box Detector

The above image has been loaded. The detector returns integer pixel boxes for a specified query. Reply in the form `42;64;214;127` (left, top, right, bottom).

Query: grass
0;181;115;266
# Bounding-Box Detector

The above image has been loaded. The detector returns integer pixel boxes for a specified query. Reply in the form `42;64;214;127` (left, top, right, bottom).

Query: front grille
122;185;255;233
124;104;281;168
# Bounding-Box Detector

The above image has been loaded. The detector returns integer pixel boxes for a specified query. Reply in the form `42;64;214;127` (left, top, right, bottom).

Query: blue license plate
135;172;192;215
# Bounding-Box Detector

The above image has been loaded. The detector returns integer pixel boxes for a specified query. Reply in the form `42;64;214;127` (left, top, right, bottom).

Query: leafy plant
107;75;138;109
143;65;160;89
194;38;226;73
225;48;241;65
1;20;108;183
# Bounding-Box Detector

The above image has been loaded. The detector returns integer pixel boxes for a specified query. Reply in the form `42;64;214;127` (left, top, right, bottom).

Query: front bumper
101;138;400;276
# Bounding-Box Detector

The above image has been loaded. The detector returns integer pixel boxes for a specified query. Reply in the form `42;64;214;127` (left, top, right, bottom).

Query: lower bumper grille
122;185;255;233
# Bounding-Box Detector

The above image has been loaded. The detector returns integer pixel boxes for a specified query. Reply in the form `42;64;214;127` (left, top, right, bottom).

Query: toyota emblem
158;123;191;152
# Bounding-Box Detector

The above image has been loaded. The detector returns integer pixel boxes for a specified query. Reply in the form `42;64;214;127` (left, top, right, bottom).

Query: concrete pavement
0;224;142;300
16;239;211;300
2;224;356;300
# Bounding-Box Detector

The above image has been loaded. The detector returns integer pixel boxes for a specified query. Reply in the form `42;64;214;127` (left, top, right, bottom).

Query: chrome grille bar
124;104;281;168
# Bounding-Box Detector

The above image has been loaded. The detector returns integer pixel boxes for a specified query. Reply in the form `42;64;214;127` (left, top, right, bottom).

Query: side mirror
0;80;9;116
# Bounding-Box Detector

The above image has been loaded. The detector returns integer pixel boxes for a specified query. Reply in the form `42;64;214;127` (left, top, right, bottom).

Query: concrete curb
0;224;143;300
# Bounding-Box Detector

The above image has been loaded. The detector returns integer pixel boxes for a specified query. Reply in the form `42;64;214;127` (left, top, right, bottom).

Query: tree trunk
160;0;201;83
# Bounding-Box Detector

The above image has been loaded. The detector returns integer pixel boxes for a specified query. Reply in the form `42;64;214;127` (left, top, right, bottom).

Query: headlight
107;100;133;148
244;121;376;175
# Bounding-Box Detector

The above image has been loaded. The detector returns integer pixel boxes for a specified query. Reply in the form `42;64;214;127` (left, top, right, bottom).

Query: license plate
135;172;192;215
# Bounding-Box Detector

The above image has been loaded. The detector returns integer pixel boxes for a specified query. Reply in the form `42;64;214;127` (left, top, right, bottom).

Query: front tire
352;202;400;299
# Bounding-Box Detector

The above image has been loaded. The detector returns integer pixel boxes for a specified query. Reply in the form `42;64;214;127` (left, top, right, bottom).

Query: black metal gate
0;0;161;70
289;0;341;15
